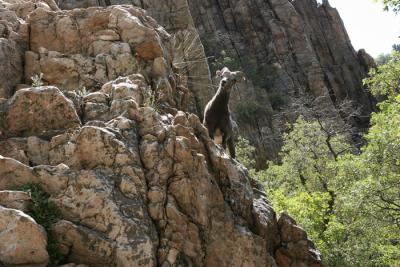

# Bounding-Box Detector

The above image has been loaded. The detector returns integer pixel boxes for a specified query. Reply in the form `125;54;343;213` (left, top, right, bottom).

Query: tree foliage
236;52;400;266
375;53;391;65
364;51;400;97
235;136;257;170
377;0;400;13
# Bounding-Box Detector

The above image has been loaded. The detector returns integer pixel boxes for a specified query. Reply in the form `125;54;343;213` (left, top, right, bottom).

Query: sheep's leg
204;123;214;139
227;137;236;159
222;132;227;150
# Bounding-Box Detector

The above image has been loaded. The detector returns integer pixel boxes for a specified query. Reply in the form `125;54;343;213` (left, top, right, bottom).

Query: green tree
253;50;400;266
376;0;400;13
331;49;400;266
235;136;257;170
232;16;400;266
358;96;400;227
375;53;391;65
255;117;352;264
364;51;400;97
254;112;400;266
331;95;400;266
392;43;400;52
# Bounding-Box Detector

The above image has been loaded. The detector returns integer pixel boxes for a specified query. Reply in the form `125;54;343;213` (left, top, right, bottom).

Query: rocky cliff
58;0;214;116
51;0;376;167
0;1;321;266
188;0;376;166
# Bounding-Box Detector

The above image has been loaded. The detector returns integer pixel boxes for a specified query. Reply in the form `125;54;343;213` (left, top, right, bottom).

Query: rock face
0;87;320;266
53;0;376;167
0;1;322;267
0;1;28;99
1;87;81;138
57;0;214;115
0;0;60;99
187;0;376;166
276;213;321;267
25;6;168;91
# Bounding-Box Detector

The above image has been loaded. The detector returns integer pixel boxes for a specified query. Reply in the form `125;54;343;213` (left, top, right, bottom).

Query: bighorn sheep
203;67;246;158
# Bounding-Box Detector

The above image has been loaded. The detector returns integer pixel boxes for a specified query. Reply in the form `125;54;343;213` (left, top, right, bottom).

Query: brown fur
203;67;245;158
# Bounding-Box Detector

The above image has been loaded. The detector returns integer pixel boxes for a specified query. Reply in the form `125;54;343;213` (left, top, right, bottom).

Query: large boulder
0;136;50;166
275;212;322;267
0;86;81;138
0;190;31;212
0;206;49;267
0;5;28;98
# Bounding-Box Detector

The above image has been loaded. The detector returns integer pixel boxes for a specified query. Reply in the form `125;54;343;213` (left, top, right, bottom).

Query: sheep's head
216;67;246;91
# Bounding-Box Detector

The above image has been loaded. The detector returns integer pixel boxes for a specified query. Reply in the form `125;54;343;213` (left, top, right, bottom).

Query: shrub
235;136;257;169
19;183;63;267
31;73;44;87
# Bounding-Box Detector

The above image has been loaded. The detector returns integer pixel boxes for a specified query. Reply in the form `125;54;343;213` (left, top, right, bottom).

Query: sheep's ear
216;70;222;77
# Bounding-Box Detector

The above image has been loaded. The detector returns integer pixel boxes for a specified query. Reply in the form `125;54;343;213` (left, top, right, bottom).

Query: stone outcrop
0;0;60;99
0;2;322;265
0;0;29;99
276;213;321;267
2;0;210;119
25;5;169;91
0;81;320;266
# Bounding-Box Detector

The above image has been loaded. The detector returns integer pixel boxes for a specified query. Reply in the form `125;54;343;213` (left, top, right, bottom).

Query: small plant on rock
76;86;89;97
143;85;160;112
31;73;44;87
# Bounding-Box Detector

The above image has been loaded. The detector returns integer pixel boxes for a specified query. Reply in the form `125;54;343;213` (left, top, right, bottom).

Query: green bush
364;51;400;97
257;114;400;266
19;183;63;267
209;50;241;75
235;136;257;169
